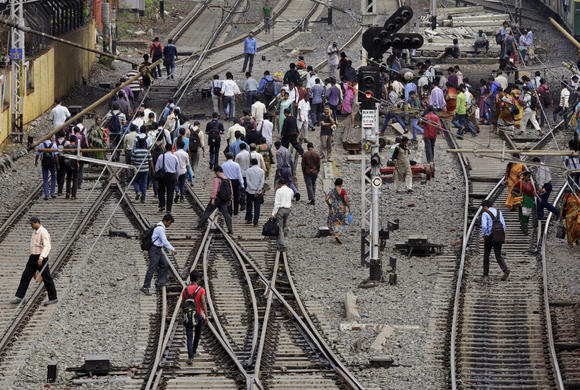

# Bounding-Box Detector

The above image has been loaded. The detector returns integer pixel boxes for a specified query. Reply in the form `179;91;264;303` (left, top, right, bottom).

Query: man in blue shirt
140;214;177;296
242;32;257;73
222;152;245;215
481;199;509;280
155;145;180;213
163;39;178;79
229;130;249;158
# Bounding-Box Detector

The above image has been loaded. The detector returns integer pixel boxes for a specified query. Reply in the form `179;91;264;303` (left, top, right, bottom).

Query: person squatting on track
182;271;208;365
12;217;58;305
140;214;177;296
481;200;510;281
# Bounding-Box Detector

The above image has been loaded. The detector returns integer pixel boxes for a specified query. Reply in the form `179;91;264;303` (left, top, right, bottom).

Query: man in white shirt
174;139;191;203
226;120;246;146
297;93;311;142
305;66;318;90
12;216;58;305
49;99;71;130
270;178;294;251
553;82;570;124
221;72;241;120
245;158;265;226
235;143;251;208
327;42;339;79
251;99;267;123
258;115;274;146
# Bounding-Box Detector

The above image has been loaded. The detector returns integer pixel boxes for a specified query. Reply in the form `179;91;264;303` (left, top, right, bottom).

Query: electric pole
10;0;24;143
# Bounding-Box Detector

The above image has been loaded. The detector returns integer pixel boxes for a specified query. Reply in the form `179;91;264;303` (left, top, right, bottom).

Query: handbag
262;219;279;236
512;181;523;207
155;153;166;181
556;224;566;239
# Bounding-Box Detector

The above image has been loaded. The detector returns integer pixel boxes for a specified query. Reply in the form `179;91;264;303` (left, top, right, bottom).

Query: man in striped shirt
11;217;58;305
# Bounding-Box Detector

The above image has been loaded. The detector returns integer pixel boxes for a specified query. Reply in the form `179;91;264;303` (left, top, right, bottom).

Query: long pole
29;59;162;151
0;17;139;65
369;104;381;281
549;17;580;50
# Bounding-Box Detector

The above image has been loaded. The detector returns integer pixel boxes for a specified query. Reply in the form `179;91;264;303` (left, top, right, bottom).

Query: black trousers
16;255;57;300
65;165;79;198
208;140;220;169
186;320;204;359
245;192;262;225
158;173;177;212
56;164;66;194
483;236;508;276
281;134;304;156
228;179;241;215
198;199;233;233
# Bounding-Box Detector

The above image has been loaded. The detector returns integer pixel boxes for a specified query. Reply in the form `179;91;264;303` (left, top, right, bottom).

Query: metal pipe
0;17;139;65
29;58;162;152
447;149;579;156
549;17;580;50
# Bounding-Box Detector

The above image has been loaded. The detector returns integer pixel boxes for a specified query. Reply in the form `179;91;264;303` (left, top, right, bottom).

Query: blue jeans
537;182;559;219
276;167;299;194
133;171;149;201
166;61;175;77
42;165;56;199
175;173;186;200
453;114;477;135
186;321;204;359
410;118;424;141
380;114;406;134
246;91;257;110
223;96;235;120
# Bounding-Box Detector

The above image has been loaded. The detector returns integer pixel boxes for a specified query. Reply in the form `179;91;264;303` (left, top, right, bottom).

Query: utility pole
327;0;332;25
430;0;437;30
10;0;24;144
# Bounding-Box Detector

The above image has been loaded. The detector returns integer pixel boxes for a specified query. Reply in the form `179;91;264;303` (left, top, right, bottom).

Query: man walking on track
270;178;294;251
242;32;257;73
11;217;58;305
141;214;177;296
481;200;510;280
196;166;234;234
155;144;180;213
182;270;208;365
263;1;273;34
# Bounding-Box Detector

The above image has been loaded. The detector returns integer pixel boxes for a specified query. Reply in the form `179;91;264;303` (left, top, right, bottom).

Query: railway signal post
360;6;423;282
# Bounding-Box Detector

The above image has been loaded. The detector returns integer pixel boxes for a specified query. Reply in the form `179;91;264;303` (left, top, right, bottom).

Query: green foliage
98;55;115;69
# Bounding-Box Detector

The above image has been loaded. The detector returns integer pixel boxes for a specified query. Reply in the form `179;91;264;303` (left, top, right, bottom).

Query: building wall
0;20;96;149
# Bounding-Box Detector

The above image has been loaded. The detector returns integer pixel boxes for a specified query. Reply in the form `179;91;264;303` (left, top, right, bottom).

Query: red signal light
365;92;373;99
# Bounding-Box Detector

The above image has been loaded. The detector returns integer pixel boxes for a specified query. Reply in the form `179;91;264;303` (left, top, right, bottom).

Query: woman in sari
505;161;527;209
276;90;293;134
257;136;273;178
445;82;457;114
561;190;580;247
512;171;539;234
341;82;354;115
510;88;523;127
478;79;490;124
87;116;106;160
326;178;351;244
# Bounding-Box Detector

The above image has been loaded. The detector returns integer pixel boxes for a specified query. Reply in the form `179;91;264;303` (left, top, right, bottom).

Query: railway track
447;117;571;389
0;178;112;386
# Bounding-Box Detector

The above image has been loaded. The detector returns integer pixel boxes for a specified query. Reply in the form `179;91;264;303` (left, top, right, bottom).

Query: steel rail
0;181;112;356
449;118;567;389
144;286;167;390
177;1;320;93
185;184;365;389
252;250;280;386
119;194;252;390
173;0;245;102
0;183;42;239
170;0;211;43
540;181;567;390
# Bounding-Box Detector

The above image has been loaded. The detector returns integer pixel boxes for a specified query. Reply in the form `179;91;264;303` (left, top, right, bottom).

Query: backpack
109;113;121;134
541;86;553;106
486;210;505;245
207;121;221;145
41;141;55;169
530;94;538;110
189;128;201;151
151;142;164;165
217;177;232;202
153;44;162;58
212;80;222;96
140;225;158;251
182;286;202;327
495;32;503;44
241;117;254;132
264;79;276;96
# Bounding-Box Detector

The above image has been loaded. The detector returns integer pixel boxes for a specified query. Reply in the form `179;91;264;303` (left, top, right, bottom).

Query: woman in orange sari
561;190;580;247
505;161;527;209
445;82;458;114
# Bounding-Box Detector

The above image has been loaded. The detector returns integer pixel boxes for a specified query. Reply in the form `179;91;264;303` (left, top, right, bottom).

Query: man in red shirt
421;106;442;177
182;271;208;365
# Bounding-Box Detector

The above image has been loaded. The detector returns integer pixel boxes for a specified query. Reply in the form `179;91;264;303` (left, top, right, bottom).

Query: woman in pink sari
341;82;354;115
